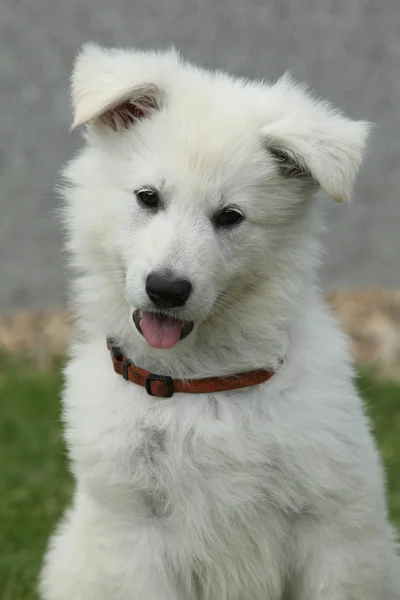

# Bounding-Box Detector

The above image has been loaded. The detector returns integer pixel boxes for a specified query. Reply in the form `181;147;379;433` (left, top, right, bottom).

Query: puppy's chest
105;412;306;524
68;376;309;523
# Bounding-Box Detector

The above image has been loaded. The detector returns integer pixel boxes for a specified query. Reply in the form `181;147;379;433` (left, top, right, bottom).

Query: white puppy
39;45;400;600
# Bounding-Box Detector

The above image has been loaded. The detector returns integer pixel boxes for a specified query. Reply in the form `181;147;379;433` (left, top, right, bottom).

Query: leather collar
107;339;280;398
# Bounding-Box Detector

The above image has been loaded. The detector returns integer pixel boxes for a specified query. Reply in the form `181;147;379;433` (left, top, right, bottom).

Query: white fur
39;45;399;600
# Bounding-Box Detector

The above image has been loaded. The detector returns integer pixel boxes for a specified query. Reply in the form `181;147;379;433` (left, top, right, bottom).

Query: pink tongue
140;311;183;349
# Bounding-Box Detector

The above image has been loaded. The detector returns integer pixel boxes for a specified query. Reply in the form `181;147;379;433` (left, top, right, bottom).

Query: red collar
107;339;280;398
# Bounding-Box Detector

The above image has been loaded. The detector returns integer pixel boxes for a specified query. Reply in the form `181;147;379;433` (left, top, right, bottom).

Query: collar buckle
145;373;175;398
122;359;132;381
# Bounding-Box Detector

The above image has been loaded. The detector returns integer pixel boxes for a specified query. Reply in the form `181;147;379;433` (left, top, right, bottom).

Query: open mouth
133;309;194;349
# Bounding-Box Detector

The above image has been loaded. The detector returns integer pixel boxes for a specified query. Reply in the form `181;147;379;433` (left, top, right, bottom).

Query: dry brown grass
327;288;400;379
1;288;400;378
0;310;73;369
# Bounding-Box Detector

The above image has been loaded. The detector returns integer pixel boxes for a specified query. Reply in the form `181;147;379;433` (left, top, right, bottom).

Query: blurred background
0;2;399;597
1;0;400;314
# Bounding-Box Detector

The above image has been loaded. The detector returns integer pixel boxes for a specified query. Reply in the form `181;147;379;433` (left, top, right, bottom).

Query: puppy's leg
289;518;400;600
39;491;186;600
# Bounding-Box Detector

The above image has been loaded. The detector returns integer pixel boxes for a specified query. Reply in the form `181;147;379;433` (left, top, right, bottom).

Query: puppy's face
65;46;369;350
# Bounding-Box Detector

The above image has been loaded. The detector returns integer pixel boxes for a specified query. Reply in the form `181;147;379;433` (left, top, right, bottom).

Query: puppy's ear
71;44;172;130
262;75;371;202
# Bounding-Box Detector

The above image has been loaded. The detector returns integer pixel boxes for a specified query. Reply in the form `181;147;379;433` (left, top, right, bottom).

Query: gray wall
1;0;399;312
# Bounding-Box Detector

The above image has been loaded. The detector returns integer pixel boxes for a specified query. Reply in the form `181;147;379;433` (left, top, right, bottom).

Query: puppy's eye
135;188;159;208
215;208;244;228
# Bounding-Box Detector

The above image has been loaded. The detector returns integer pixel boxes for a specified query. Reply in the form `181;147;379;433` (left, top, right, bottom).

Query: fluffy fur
39;45;400;599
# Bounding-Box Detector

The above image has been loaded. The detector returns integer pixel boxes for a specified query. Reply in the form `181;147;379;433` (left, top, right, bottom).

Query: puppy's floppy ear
262;75;371;202
71;44;174;130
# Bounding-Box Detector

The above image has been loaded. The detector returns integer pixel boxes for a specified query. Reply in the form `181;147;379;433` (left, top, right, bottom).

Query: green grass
0;357;399;599
0;356;72;600
358;369;400;524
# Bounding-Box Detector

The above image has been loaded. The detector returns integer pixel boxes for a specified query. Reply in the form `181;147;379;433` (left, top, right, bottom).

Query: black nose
146;273;192;308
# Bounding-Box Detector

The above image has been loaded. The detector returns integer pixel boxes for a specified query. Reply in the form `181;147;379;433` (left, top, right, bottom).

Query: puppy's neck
119;322;287;380
115;283;314;380
73;267;318;379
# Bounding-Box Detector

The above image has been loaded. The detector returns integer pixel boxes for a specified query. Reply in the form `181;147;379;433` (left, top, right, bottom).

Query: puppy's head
65;44;369;350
